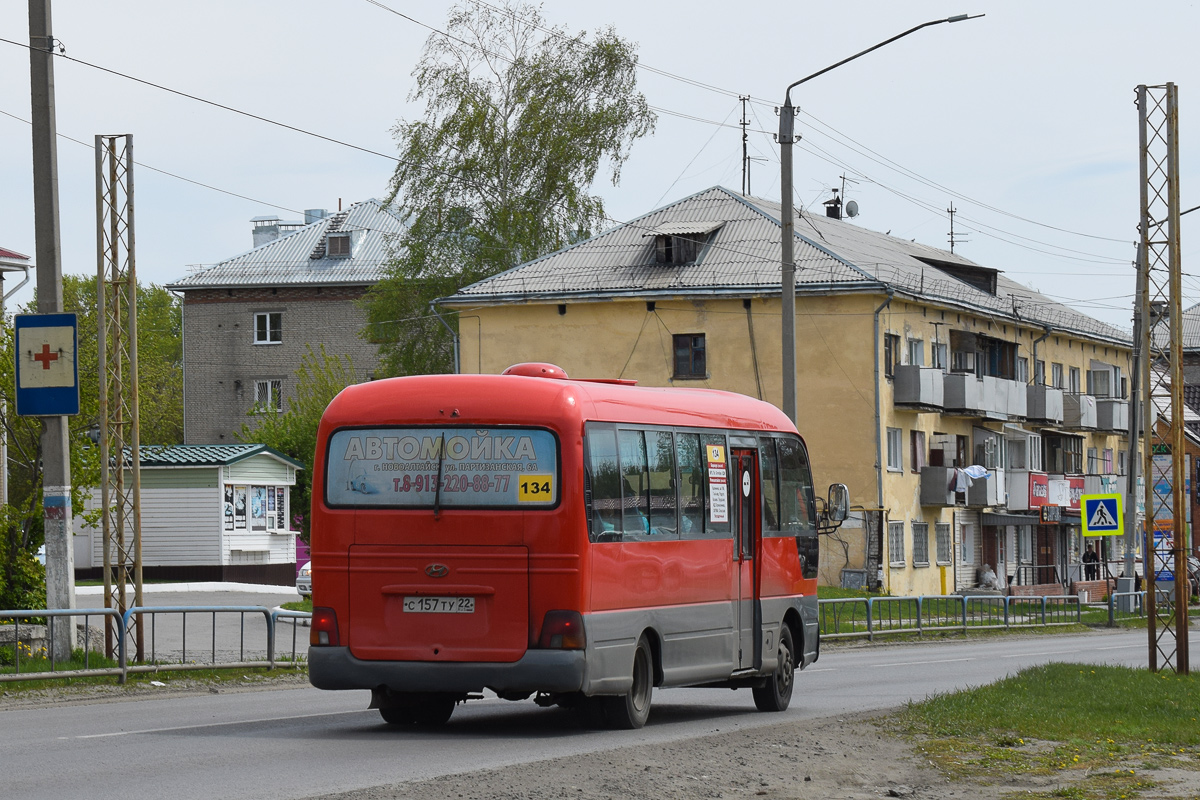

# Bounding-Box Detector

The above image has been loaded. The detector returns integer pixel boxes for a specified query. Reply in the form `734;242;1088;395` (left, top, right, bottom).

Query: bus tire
379;705;416;725
412;695;456;727
753;623;795;712
603;635;653;729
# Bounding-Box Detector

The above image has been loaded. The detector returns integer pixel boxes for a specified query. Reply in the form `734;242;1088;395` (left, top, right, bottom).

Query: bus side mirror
826;484;849;523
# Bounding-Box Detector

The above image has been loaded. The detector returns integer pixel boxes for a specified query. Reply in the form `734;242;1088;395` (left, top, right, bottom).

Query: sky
1;0;1198;331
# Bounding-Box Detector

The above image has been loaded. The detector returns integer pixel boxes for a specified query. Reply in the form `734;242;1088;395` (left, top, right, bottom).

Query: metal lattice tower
1136;84;1189;675
96;134;143;663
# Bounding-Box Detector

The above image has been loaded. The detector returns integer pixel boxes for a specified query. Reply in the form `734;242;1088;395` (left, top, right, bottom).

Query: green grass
0;645;120;675
280;597;312;613
890;663;1200;799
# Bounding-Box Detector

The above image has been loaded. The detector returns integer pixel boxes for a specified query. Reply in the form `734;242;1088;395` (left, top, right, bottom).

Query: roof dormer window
644;221;723;266
327;233;351;258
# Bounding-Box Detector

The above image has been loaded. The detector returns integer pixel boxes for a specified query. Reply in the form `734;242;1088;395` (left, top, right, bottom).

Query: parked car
297;561;312;598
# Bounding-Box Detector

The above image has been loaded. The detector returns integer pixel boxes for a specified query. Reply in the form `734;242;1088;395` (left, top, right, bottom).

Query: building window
327;233;352;257
935;522;952;565
912;522;930;566
884;334;900;378
888;521;906;567
910;430;926;472
1087;447;1099;473
1051;362;1064;389
1044;434;1083;474
886;428;903;471
932;342;948;371
1103;448;1114;474
254;379;283;413
1069;366;1081;394
254;312;282;344
1034;359;1046;386
960;523;975;565
908;339;924;366
1118;451;1126;475
654;234;704;265
672;334;706;379
1016;357;1028;383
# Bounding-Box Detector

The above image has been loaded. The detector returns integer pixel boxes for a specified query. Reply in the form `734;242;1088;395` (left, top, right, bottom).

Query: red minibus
308;363;847;728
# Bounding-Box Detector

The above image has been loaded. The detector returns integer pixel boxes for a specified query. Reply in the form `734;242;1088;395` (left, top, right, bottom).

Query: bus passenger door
732;449;759;670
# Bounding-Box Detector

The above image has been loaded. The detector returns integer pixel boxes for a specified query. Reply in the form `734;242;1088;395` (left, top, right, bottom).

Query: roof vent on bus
501;362;570;379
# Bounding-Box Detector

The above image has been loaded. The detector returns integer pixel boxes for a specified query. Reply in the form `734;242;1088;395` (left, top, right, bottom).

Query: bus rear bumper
308;646;586;694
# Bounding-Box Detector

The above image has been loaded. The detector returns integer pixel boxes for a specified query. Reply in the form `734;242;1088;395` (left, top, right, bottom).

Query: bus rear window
324;427;558;508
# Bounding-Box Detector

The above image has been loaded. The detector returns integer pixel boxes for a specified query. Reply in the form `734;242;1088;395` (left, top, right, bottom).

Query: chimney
823;192;842;220
251;215;282;247
305;209;329;225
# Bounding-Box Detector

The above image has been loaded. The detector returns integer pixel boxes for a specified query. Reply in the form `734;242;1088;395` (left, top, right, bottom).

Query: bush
1;546;46;612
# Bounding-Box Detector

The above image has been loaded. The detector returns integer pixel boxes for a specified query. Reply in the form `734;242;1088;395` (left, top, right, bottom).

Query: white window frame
1016;357;1029;383
911;522;930;566
254;311;282;345
1069;366;1081;394
1052;362;1064;390
935;522;952;565
932;342;948;372
886;428;903;472
960;522;975;565
908;338;924;366
254;379;283;413
888;521;906;567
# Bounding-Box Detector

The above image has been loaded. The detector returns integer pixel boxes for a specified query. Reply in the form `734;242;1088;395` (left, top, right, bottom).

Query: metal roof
135;444;304;469
442;186;1130;346
167;199;406;290
642;220;725;237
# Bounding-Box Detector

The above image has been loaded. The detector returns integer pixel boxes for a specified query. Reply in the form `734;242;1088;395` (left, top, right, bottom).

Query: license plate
403;596;475;613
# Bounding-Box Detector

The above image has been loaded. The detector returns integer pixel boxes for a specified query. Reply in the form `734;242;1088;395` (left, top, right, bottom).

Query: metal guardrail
818;593;1085;640
0;606;312;683
0;608;125;682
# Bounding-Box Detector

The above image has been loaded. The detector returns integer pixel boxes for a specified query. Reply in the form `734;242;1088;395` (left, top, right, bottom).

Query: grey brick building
168;200;406;443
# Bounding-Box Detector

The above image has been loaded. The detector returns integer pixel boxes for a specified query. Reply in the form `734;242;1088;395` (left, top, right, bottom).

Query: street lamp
778;14;983;422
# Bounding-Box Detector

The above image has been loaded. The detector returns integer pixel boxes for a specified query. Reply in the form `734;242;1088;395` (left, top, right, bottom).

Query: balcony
942;373;1027;421
893;365;944;411
1084;473;1125;495
967;468;1004;508
920;466;1001;508
1026;385;1064;426
1096;398;1129;433
1062;394;1097;431
1007;469;1048;512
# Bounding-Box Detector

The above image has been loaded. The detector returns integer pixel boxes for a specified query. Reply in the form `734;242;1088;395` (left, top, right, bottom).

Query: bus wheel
603;636;653;729
753;624;795;712
379;705;416;725
412;695;456;727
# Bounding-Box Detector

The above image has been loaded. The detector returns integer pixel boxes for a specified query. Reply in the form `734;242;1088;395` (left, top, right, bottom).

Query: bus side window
647;431;678;538
618;430;651;538
700;433;731;538
675;433;704;536
778;437;817;531
586;427;622;541
760;439;780;532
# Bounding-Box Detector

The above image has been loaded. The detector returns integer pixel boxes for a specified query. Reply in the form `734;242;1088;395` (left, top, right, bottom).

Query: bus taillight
311;607;340;647
538;610;586;650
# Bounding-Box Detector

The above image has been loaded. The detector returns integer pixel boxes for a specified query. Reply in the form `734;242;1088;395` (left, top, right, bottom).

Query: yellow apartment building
440;186;1134;596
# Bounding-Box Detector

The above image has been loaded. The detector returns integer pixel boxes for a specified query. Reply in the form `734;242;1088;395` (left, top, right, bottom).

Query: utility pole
29;0;75;662
1136;82;1188;675
740;96;750;196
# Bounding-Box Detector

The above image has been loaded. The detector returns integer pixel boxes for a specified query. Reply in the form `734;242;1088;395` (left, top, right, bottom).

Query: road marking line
73;709;367;739
1096;644;1142;651
871;658;972;668
1000;650;1079;658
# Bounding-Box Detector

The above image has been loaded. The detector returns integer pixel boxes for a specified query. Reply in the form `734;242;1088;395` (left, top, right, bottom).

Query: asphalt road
0;628;1177;800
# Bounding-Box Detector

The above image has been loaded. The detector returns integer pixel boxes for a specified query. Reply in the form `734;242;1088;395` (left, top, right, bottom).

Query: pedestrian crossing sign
1081;493;1123;537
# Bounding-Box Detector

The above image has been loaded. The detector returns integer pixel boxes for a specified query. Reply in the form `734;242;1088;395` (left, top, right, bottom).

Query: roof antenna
947;202;967;253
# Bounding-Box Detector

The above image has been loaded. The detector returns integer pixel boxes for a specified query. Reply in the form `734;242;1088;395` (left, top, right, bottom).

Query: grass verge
890;662;1200;799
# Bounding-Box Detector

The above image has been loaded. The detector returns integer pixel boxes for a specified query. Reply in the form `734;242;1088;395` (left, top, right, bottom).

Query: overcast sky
1;1;1197;331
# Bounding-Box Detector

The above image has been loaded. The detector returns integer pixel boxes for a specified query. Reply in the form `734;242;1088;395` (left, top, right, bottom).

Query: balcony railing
942;373;1027;421
893;365;944;411
920;466;1000;508
1062;393;1098;430
1025;385;1064;426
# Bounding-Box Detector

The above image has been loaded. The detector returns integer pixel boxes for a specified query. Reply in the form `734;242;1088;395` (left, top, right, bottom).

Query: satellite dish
845;199;859;218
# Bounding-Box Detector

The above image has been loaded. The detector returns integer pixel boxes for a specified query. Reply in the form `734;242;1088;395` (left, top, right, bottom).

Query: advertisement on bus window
325;427;558;508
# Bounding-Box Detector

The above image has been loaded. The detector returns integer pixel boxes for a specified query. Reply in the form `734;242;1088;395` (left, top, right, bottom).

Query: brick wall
1008;583;1066;597
181;286;380;443
1069;579;1115;601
